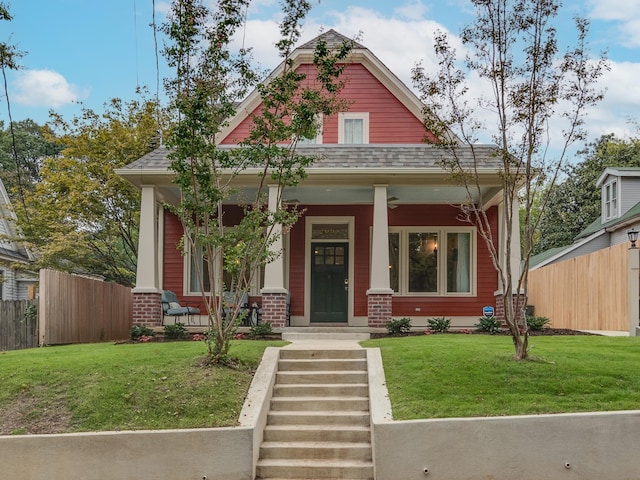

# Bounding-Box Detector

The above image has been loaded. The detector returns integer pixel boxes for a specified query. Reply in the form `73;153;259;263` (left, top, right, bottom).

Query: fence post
629;247;639;336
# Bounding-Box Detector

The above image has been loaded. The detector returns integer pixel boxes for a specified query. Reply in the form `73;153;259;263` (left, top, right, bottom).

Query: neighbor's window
603;179;618;221
338;112;369;144
386;228;475;295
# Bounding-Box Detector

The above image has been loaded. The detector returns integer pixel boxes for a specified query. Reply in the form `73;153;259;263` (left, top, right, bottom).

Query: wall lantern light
627;229;639;249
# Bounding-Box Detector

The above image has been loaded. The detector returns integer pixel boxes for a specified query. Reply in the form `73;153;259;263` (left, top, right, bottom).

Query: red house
118;30;518;330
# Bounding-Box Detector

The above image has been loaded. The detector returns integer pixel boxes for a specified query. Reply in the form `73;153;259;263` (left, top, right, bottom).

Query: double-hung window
387;227;475;295
297;114;323;145
603;179;618;221
338;112;369;144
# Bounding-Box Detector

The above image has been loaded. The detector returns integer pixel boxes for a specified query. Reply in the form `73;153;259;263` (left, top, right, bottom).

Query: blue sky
3;0;640;153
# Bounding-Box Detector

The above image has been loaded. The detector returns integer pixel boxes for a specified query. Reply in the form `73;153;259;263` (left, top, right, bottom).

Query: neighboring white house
531;167;640;269
0;178;38;300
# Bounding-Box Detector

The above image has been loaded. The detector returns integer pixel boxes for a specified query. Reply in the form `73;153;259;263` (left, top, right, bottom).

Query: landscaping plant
386;317;412;335
427;316;451;333
475;316;502;334
526;315;550;331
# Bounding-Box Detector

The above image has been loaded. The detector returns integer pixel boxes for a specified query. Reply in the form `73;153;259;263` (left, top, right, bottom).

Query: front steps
256;348;373;480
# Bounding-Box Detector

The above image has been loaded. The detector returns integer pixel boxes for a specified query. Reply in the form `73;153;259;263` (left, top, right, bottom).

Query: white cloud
587;0;640;47
13;69;89;108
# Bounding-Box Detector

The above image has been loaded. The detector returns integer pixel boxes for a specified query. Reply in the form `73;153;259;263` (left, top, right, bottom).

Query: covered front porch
118;145;516;330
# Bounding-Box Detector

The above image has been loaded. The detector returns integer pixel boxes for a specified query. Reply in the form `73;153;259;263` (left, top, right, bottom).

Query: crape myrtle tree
412;0;607;359
163;0;351;364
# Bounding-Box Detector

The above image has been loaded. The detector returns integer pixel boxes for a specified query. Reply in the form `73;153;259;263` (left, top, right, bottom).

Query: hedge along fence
39;269;133;345
0;300;38;351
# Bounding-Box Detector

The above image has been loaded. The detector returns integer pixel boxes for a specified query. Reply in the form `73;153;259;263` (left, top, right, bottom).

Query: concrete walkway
281;331;369;349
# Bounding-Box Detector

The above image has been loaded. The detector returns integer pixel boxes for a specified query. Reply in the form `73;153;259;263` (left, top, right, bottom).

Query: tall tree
534;134;640;254
163;0;351;364
412;0;607;359
13;93;168;285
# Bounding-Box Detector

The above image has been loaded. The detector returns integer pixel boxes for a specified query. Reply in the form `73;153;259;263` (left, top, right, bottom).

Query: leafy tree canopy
13;92;168;285
534;134;640;254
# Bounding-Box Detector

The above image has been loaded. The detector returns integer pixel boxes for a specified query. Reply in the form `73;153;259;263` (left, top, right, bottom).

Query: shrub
427;316;451;333
249;322;273;338
526;315;550;331
130;324;154;341
164;322;189;339
386;317;412;335
475;316;501;334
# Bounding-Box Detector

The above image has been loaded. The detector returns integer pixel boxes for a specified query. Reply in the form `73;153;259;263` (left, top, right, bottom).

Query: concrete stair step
278;358;368;371
280;349;367;360
270;396;370;411
263;425;371;443
273;383;369;397
267;411;370;426
260;441;372;460
256;458;373;479
276;371;368;384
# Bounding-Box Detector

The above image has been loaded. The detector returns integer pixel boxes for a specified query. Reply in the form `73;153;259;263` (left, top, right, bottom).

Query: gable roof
218;29;446;143
596;167;640;187
0;178;33;264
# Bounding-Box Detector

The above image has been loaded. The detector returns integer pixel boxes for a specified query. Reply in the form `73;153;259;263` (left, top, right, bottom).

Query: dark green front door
311;242;348;323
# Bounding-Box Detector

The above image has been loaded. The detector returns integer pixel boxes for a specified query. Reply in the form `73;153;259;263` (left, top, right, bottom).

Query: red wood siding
164;203;499;318
163;210;188;303
220;63;429;145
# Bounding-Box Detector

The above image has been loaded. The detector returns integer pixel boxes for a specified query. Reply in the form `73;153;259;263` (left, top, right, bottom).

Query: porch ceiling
153;183;501;207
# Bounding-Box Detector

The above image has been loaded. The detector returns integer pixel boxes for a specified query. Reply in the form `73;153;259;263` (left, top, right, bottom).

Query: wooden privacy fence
528;243;630;331
39;269;133;345
0;300;38;351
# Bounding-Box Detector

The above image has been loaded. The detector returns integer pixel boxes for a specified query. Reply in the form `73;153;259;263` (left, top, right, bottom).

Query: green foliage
129;324;154;341
427;316;451;333
164;322;189;339
23;302;37;325
249;322;273;338
475;316;502;334
12;92;168;286
386;317;412;335
526;315;550;331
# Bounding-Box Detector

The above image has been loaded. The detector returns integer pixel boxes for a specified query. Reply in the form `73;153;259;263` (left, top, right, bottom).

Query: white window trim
603;179;619;221
338;112;369;144
388;226;477;297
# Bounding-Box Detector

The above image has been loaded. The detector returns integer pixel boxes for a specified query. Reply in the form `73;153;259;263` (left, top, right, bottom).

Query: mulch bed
370;328;598;339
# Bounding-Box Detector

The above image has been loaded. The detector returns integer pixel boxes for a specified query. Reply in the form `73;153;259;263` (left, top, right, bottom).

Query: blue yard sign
483;306;495;318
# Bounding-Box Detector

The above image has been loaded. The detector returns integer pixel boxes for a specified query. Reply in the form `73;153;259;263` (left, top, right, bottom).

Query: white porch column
133;185;159;293
497;198;521;293
367;185;393;294
261;184;286;293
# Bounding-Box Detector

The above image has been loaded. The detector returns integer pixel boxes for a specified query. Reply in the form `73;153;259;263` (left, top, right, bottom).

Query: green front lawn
0;340;285;434
361;334;640;419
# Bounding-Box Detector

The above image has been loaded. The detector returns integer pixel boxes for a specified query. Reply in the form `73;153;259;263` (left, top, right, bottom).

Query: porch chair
223;291;255;327
161;290;200;325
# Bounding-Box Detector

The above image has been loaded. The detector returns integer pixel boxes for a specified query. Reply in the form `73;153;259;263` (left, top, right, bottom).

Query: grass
361;334;640;420
0;340;286;434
